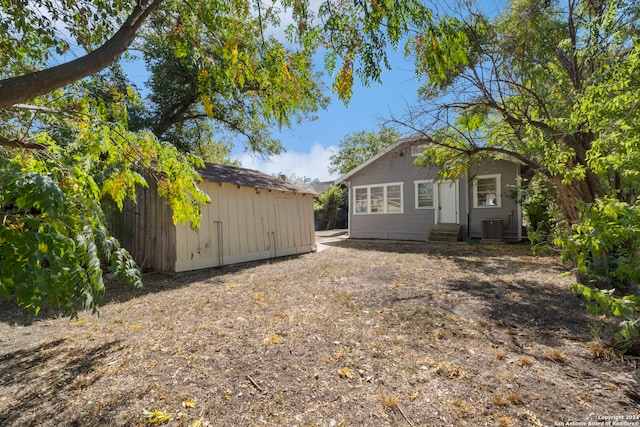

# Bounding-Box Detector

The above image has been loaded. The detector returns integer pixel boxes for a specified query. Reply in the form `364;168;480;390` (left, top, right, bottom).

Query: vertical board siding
174;183;315;273
112;175;316;274
108;178;176;273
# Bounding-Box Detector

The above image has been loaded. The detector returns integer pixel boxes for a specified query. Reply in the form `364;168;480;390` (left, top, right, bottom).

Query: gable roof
334;133;528;185
335;133;428;184
198;163;317;195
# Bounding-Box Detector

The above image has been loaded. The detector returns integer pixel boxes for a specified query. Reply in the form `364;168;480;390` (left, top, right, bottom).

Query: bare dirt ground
1;239;639;426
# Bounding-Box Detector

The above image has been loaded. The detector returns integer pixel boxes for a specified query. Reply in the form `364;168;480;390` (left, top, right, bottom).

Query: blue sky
235;50;423;182
121;46;422;183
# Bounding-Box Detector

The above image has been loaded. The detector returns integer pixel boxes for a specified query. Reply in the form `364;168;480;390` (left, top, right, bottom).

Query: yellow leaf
132;325;142;329
264;334;281;345
182;398;196;409
281;61;292;80
143;408;173;424
231;45;238;64
338;367;355;379
203;94;213;118
70;320;85;325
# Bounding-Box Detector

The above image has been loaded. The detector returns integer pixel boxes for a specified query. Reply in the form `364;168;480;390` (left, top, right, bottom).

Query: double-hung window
353;183;403;214
414;180;434;209
473;174;501;207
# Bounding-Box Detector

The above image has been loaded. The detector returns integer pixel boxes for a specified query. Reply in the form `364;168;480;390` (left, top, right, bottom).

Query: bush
562;198;640;352
315;186;346;230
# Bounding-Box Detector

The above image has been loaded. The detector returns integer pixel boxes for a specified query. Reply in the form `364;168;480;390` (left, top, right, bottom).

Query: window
353;183;404;214
474;174;501;207
415;180;434;209
355;187;368;213
411;144;428;156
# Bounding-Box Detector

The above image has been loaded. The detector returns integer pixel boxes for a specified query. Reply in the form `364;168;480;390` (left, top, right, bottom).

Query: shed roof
198;163;317;195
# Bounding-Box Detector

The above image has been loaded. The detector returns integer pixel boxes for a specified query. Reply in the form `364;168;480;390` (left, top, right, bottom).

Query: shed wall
174;183;316;272
108;179;177;272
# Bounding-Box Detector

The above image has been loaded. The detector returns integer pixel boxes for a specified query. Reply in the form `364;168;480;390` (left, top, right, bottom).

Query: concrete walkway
315;229;348;252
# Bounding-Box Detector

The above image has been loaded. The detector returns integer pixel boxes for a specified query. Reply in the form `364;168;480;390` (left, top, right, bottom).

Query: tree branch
0;0;164;109
0;135;47;150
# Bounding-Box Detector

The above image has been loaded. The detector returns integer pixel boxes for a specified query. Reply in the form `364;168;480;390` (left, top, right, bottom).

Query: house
335;135;523;242
109;163;317;273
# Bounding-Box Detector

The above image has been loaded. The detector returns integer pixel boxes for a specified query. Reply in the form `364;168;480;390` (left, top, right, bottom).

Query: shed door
438;180;458;224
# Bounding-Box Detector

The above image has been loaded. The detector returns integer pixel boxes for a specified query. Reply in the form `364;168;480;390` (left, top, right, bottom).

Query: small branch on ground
246;375;264;393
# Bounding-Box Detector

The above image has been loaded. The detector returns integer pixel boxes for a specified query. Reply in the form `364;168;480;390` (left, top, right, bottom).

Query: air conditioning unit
481;219;504;241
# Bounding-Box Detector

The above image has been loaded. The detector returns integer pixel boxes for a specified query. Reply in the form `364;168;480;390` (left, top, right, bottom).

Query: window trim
414;180;435;209
353;182;404;215
473;174;502;208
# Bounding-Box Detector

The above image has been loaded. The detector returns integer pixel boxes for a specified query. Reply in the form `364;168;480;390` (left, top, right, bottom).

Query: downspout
465;173;471;238
344;180;351;237
214;221;223;266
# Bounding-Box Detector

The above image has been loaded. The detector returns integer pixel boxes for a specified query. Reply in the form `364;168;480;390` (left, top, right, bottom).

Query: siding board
110;163;316;274
342;141;522;242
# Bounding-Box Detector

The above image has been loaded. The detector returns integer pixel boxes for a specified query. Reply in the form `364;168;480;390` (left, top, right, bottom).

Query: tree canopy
0;0;436;315
397;0;640;348
329;125;400;176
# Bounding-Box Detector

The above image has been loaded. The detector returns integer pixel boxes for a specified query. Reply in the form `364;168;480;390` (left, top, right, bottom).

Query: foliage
570;283;640;352
521;174;562;249
0;0;437;315
403;0;640;220
329;125;400;176
137;1;329;158
314;185;346;230
0;82;207;316
0;151;143;316
561;198;640;290
397;0;640;348
561;198;640;351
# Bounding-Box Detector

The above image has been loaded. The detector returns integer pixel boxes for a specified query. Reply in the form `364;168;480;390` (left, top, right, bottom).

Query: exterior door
437;180;458;224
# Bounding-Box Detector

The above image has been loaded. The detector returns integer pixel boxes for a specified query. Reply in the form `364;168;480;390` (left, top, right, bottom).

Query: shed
110;163;317;273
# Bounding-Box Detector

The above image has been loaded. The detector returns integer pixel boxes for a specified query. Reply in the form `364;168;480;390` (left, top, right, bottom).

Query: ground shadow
447;277;589;345
0;252;308;327
335;238;536;258
0;338;131;426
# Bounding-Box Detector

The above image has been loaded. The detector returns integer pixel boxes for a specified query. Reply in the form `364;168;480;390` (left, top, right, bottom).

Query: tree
398;0;640;349
329;125;401;176
397;0;639;244
0;0;437;315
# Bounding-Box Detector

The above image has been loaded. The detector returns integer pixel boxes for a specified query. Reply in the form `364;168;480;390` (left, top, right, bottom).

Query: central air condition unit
481;219;504;241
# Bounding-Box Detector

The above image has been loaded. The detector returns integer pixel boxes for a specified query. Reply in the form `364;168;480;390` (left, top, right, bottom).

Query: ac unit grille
481;219;504;241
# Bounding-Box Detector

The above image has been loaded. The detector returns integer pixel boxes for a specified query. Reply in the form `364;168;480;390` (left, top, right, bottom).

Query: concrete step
429;223;462;242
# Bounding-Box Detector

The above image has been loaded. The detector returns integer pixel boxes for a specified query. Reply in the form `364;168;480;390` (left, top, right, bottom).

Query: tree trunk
0;0;164;109
554;169;604;224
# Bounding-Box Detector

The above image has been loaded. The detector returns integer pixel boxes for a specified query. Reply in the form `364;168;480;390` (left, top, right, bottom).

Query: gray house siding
466;159;521;241
344;143;452;241
338;138;522;242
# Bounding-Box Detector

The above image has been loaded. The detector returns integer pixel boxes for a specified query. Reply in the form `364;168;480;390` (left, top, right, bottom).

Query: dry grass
1;240;638;426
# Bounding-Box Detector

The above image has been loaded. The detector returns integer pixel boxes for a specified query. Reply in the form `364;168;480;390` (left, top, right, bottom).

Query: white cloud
236;143;338;182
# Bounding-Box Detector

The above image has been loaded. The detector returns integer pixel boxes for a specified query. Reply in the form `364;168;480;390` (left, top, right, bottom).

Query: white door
437;180;458;223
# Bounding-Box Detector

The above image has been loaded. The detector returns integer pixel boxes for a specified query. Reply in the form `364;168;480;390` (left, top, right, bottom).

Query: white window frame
473;174;502;208
353;182;404;215
414;180;435;209
411;144;428;156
